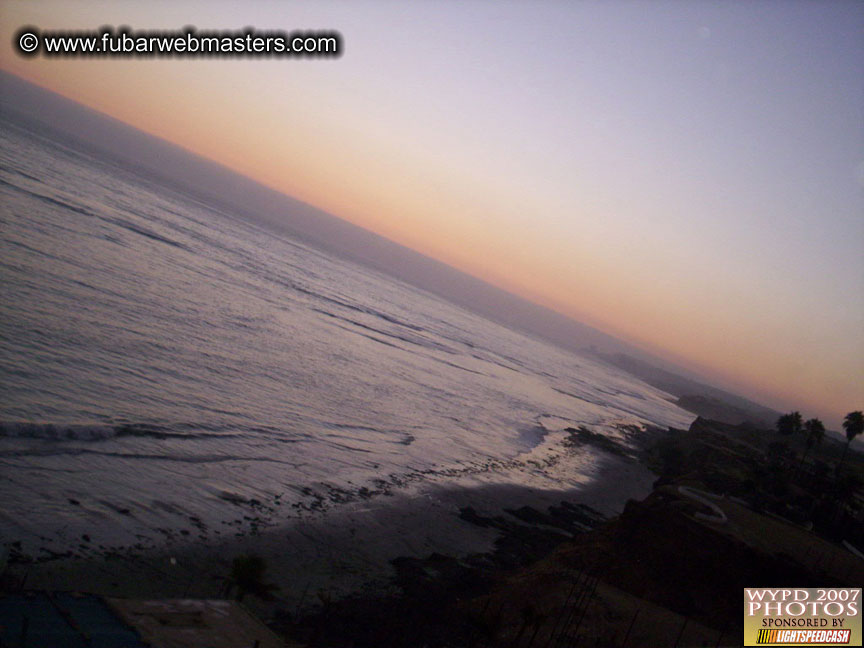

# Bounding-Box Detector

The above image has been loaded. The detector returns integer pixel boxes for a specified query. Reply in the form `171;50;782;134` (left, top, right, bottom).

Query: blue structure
0;592;148;647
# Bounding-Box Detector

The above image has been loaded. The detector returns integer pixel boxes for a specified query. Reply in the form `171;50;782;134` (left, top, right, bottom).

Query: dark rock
563;426;631;457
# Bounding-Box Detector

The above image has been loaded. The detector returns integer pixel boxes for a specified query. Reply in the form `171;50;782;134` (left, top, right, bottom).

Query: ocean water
0;115;694;556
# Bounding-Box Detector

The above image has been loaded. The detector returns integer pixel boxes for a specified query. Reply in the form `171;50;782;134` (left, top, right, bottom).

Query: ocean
0;113;694;559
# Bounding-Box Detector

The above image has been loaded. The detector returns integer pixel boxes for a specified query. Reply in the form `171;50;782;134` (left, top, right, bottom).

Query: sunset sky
1;1;862;426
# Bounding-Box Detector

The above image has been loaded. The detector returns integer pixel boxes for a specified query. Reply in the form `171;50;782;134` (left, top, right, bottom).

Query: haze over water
0;113;695;554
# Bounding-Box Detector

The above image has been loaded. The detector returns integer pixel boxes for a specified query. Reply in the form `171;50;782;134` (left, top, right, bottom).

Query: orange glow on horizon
1;0;861;427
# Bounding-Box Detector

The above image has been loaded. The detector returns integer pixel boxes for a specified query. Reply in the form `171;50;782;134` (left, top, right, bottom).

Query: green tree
838;411;864;472
798;418;825;471
776;412;803;437
224;554;279;602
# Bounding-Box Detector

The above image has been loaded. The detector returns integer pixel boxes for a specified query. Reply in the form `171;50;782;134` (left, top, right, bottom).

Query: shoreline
11;417;860;646
4;425;662;615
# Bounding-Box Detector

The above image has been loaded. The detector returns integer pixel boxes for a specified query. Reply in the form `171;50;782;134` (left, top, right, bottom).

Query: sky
1;0;862;426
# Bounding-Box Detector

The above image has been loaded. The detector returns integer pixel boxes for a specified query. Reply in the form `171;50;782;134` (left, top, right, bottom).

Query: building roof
0;593;288;648
107;598;286;648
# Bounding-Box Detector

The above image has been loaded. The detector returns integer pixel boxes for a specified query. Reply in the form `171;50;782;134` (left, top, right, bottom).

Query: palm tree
224;554;279;602
776;412;803;436
838;411;864;472
798;418;825;471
